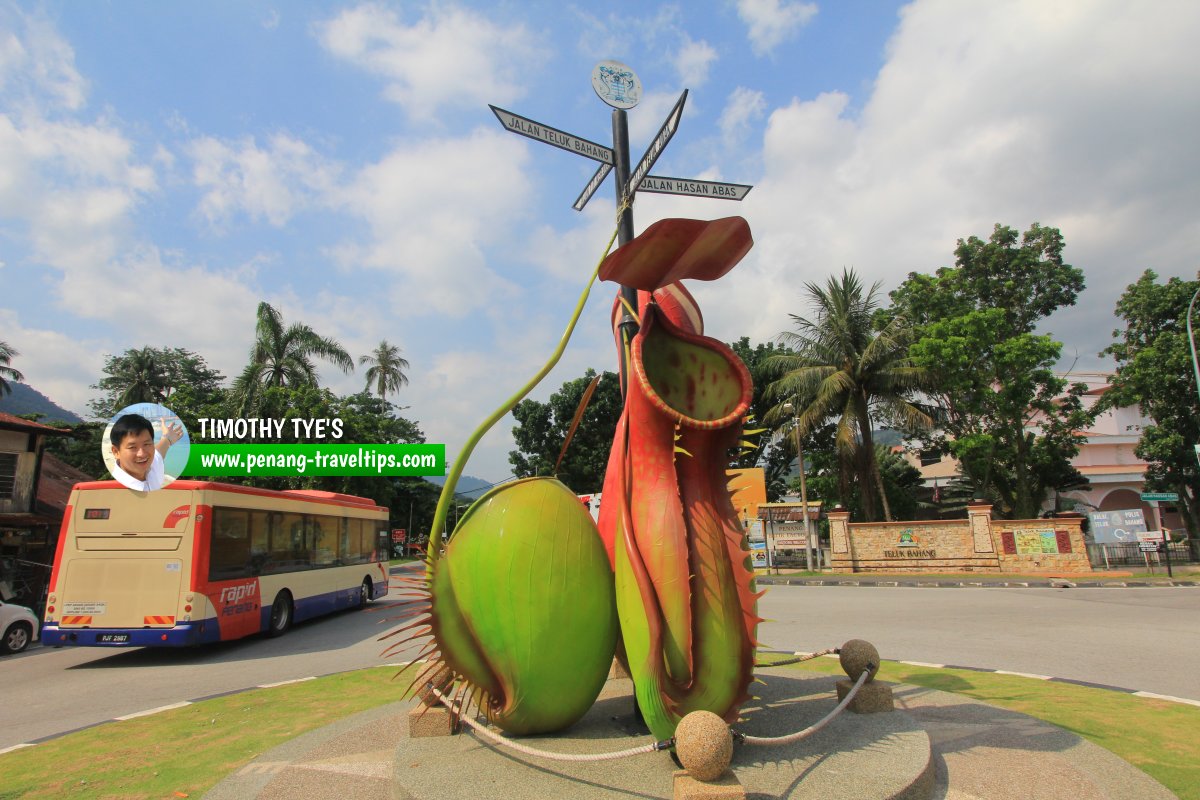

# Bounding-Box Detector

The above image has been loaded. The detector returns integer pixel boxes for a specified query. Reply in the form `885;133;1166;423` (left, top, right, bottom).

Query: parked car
0;599;39;654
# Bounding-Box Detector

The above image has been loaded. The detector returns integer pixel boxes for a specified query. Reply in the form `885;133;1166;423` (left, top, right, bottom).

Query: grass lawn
1;660;1196;799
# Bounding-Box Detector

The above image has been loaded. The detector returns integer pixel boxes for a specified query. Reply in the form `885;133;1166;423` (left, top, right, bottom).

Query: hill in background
425;474;496;497
0;383;85;424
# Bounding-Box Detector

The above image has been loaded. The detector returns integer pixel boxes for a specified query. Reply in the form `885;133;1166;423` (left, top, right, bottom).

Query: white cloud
674;36;717;87
329;127;534;317
0;5;87;111
315;3;544;119
719;86;766;147
703;0;1200;371
737;0;818;57
0;309;104;416
187;132;340;228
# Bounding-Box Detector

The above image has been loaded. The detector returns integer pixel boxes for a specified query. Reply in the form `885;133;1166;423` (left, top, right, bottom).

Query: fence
1087;541;1197;570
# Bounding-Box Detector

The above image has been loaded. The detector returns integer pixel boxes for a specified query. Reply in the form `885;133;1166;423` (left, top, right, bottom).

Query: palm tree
359;340;410;400
111;347;170;408
0;341;24;396
765;269;934;522
233;302;354;412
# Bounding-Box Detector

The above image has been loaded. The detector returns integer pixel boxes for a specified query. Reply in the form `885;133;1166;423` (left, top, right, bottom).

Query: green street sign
1140;492;1179;502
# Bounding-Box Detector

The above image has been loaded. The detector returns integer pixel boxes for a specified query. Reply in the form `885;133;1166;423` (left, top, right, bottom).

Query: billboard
1088;509;1147;544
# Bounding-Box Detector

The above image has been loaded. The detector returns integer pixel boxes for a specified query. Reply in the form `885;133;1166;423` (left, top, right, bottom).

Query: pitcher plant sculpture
390;216;761;743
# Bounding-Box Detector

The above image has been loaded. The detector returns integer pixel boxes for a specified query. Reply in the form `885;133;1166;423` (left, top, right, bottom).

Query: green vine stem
426;223;621;565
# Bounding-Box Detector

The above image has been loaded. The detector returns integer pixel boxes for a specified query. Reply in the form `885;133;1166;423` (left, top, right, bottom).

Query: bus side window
248;511;270;575
312;515;337;567
276;512;306;570
210;508;251;581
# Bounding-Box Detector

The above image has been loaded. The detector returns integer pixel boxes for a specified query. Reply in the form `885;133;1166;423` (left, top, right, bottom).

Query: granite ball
839;639;880;682
674;710;733;782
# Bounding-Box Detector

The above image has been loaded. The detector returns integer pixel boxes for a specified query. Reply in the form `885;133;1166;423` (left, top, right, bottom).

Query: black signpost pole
611;108;639;395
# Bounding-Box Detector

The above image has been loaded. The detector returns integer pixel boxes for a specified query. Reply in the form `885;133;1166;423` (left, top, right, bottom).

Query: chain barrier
755;647;838;668
735;668;871;746
428;685;673;762
424;649;871;758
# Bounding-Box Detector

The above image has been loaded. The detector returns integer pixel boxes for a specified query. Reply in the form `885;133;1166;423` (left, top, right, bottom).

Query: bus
42;480;391;647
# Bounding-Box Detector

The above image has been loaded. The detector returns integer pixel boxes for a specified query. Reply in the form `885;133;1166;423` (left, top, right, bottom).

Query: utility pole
784;402;813;571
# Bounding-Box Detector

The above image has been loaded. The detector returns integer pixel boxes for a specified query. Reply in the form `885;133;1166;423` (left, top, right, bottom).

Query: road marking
1134;691;1200;707
258;676;317;688
994;670;1052;680
238;761;289;775
115;701;192;720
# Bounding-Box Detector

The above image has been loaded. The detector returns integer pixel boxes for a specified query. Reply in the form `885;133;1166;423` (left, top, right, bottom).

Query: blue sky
3;1;1198;484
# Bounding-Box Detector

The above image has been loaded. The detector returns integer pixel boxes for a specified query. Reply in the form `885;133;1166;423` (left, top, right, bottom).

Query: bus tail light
184;604;192;612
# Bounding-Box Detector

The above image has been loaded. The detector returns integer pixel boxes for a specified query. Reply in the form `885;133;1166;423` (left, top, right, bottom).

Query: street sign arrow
626;89;688;200
572;162;613;211
639;175;753;201
490;105;613;165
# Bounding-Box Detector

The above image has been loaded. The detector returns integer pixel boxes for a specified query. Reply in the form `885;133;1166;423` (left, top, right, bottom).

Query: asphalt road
758;585;1200;701
1;580;1196;751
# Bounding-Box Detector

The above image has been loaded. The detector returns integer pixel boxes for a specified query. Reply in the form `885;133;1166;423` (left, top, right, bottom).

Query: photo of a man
108;412;184;492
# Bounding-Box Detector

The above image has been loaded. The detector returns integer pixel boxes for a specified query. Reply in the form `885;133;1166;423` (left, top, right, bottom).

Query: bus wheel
358;578;373;609
268;592;293;637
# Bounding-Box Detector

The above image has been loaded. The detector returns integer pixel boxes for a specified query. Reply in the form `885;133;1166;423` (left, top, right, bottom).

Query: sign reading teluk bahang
640;175;753;201
489;106;613;165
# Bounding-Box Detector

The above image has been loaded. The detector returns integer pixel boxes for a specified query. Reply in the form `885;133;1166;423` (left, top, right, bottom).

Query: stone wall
828;504;1091;574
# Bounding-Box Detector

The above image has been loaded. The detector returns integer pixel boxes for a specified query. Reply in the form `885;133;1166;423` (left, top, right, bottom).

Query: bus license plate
98;634;129;644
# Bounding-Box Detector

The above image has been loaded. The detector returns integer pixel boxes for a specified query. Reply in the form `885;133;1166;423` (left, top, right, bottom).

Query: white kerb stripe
900;661;946;668
115;701;192;720
994;671;1052;680
1134;691;1200;708
258;676;317;688
0;743;37;755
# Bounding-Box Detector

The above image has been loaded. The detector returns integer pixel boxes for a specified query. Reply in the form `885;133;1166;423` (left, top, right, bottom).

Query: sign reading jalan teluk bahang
489;60;753;217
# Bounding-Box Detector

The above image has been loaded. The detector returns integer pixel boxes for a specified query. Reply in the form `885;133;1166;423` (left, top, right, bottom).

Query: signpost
639;175;753;200
490;62;755;399
626;90;688;200
1140;492;1176;577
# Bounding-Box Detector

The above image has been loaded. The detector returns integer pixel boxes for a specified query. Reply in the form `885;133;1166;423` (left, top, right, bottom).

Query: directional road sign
626;90;688;199
1140;492;1179;502
489;106;613;165
639;175;752;201
573;162;613;211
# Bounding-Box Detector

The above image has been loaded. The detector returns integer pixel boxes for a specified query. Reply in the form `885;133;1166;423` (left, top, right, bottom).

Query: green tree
42;421;108;479
233;302;354;413
804;441;925;521
508;369;622;494
90;347;224;418
1101;270;1200;535
0;341;24;396
766;269;933;521
729;337;800;502
890;223;1091;519
360;340;410;400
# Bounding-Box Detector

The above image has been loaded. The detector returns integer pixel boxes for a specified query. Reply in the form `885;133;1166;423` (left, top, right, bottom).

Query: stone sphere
674;710;733;782
839;639;880;682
